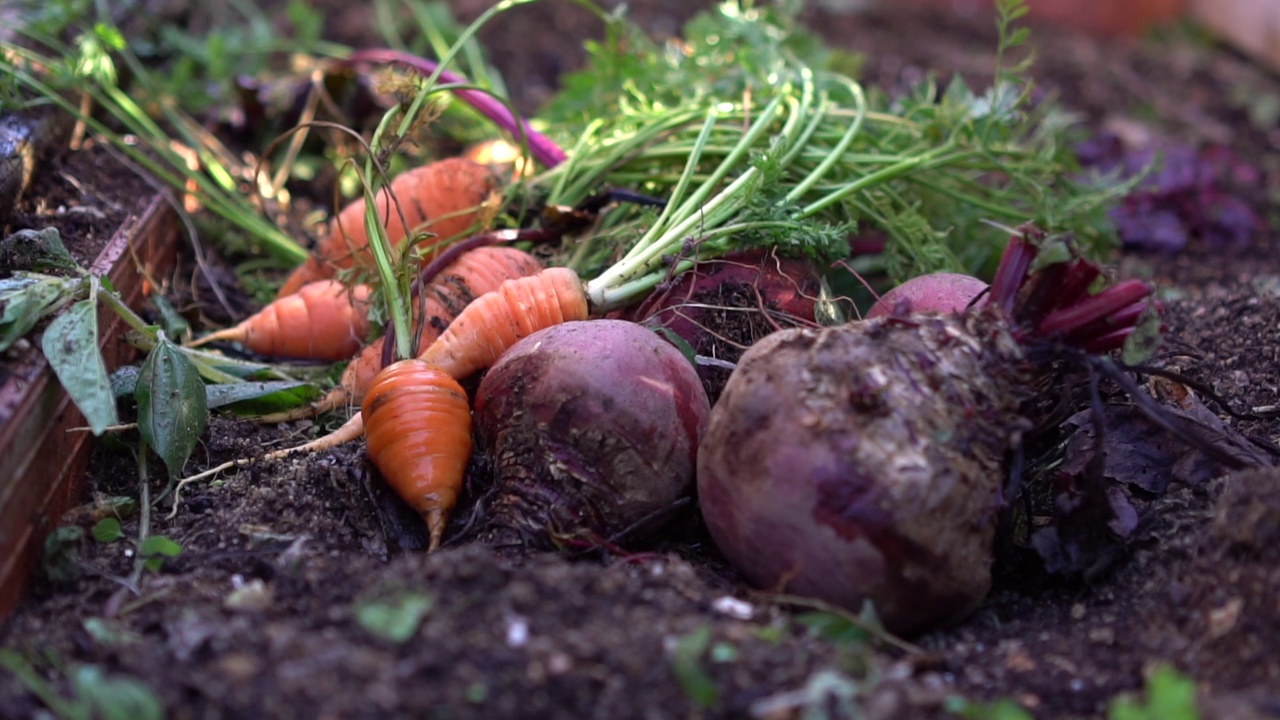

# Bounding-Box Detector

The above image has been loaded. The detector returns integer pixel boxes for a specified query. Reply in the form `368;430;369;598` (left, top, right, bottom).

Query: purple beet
697;232;1157;635
626;250;822;404
474;320;710;550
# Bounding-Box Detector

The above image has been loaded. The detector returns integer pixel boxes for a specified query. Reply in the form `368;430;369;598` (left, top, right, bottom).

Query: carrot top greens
515;0;1133;303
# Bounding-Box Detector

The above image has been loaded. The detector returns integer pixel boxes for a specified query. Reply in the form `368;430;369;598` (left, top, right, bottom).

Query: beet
698;312;1027;634
474;320;710;549
865;272;988;319
696;232;1158;635
626;250;821;404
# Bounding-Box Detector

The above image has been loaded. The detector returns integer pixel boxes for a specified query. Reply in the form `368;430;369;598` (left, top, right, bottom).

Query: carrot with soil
187;280;373;361
260;244;543;422
361;360;473;551
276;157;498;297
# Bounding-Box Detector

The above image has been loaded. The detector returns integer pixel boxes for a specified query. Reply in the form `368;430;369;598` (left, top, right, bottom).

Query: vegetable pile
4;0;1227;640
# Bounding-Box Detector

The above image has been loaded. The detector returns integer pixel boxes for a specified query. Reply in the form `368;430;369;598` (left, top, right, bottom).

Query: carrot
361;359;473;551
277;157;498;298
187;280;373;360
418;266;589;379
268;266;590;464
258;245;543;423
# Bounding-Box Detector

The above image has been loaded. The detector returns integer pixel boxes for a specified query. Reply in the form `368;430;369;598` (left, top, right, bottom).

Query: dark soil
4;3;1280;719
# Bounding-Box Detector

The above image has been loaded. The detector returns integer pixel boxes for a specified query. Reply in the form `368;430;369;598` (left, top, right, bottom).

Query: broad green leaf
0;274;78;351
136;337;207;477
205;380;318;413
71;664;164;720
91;518;123;543
42;299;118;435
355;592;433;644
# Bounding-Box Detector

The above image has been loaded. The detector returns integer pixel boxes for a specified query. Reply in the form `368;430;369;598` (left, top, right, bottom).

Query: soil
3;3;1280;719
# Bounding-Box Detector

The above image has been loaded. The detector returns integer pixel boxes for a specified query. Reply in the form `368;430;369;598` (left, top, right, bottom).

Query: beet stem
988;236;1036;315
1036;279;1152;338
344;49;566;168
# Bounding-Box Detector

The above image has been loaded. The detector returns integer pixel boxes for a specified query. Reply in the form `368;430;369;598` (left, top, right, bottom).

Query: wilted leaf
42;526;83;584
42;299;118;435
0;227;79;273
355;592;433;643
136;337;207;476
0;273;79;351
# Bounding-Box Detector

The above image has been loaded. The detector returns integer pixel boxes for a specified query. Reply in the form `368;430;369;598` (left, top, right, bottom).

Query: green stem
129;449;150;586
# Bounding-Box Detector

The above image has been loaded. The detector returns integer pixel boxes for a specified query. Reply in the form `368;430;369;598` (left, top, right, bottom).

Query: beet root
474;320;711;550
696;310;1030;635
626;250;821;404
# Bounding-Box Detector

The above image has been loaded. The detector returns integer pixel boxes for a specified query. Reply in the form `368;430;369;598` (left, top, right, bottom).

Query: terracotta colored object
898;0;1187;36
0;194;179;619
1191;0;1280;72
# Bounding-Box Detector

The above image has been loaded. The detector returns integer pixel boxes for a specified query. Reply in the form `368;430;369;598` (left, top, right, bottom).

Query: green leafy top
526;0;1126;289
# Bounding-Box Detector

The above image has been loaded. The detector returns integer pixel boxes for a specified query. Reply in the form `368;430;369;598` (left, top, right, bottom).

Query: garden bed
1;2;1279;719
0;143;179;619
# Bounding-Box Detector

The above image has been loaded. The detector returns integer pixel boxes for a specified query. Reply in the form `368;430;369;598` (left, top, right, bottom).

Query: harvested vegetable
696;231;1157;635
277;157;497;297
187;280;373;361
628;250;822;403
262;245;543;422
361;359;473;551
473;320;710;549
864;272;989;319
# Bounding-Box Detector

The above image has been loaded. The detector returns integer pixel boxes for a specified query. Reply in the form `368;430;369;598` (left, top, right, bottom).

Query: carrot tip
425;509;445;552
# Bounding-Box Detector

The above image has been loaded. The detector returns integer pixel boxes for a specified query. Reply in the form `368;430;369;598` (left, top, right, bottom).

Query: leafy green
71;664;164;720
138;534;182;572
670;625;719;709
42;297;119;435
0;272;80;351
1108;665;1200;720
136;336;207;477
946;696;1035;720
531;0;1125;287
355;591;434;644
91;518;123;543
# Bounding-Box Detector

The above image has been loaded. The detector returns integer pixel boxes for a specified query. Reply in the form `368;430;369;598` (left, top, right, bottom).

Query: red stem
1036;279;1152;338
344;49;567;168
988;236;1037;316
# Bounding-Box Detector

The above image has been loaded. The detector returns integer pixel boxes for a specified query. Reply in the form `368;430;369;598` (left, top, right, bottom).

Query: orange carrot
259;245;543;422
271;267;590;462
188;280;373;360
418;266;589;379
181;266;593;545
277;157;498;298
362;359;473;551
